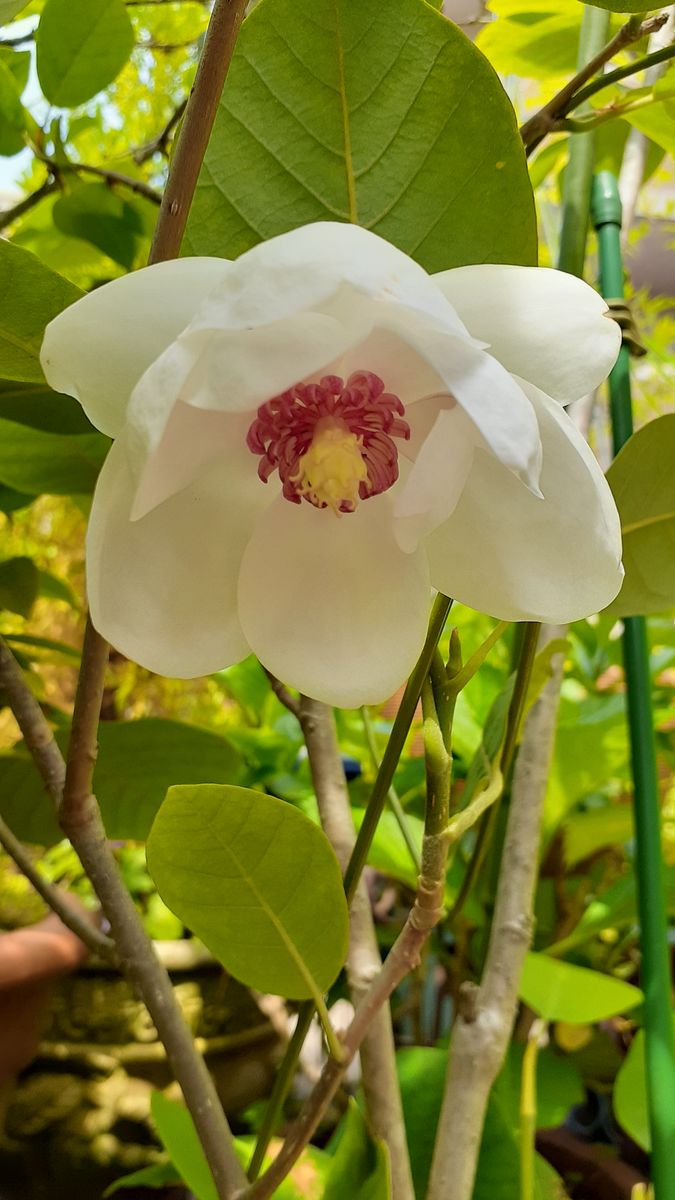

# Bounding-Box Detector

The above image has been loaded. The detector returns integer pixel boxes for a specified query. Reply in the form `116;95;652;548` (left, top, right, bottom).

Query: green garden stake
592;169;675;1199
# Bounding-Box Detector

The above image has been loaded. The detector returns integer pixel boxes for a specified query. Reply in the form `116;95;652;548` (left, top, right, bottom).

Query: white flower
41;223;623;708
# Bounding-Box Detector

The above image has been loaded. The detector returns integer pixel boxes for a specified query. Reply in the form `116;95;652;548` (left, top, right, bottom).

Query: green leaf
36;568;79;608
0;485;32;514
0;416;109;495
147;784;349;999
53;183;145;270
0;240;83;382
519;952;643;1022
183;0;536;271
0;719;244;846
478;0;620;81
150;1093;218;1200
0;0;31;24
562;804;633;867
36;0;134;108
605;414;675;616
0;379;99;435
614;1015;675;1151
0;54;25;156
0;555;39;617
323;1101;391;1200
397;1046;562;1199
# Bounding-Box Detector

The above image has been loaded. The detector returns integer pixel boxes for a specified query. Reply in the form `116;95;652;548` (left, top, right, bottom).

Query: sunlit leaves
147;784;349;999
519;952;643;1022
36;0;135;108
0;0;31;23
184;0;536;270
0;240;83;382
606;414;675;616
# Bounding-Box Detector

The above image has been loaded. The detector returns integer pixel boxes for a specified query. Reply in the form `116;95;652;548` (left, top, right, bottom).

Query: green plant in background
0;1;674;1199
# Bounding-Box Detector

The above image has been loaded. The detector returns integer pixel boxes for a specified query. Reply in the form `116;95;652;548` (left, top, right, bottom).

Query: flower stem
343;593;453;903
361;706;421;875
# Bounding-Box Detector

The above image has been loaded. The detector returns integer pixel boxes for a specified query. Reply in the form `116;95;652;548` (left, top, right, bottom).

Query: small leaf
0;240;83;382
184;0;536;271
36;568;79;608
151;1093;218;1200
0;485;32;514
614;1016;675;1151
53;183;145;270
0;416;109;495
104;1161;181;1196
36;0;134;108
0;555;39;617
0;54;25;156
323;1101;391;1200
606;414;675;616
146;784;349;999
519;952;643;1023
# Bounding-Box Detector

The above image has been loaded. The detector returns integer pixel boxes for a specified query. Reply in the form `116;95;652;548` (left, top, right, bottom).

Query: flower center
246;371;409;514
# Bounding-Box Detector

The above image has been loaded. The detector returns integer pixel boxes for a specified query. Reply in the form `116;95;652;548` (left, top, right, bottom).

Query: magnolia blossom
41;223;622;707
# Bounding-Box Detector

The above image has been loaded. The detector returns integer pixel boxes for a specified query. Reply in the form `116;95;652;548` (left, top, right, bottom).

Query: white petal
238;492;431;708
433;264;621;403
375;311;543;488
87;432;269;677
190;222;470;335
425;379;623;623
394;405;477;552
40;257;230;437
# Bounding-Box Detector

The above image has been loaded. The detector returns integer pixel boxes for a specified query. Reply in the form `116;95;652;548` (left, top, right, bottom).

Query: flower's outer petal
375;312;543;489
394;405;477;551
87;432;270;677
40;258;231;437
433;264;621;402
425;379;623;622
238;492;431;708
189;222;472;335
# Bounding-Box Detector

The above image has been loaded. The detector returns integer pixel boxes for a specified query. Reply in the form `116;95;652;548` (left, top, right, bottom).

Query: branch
0;815;115;961
426;628;566;1200
0;178;59;231
38;156;162;204
133;98;188;164
520;12;669;154
262;668;301;718
0;638;66;803
148;0;247;262
298;698;415;1200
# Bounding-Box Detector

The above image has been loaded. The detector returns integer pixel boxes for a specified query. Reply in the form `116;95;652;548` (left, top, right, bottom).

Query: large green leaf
0;240;82;382
147;784;349;1000
0;719;244;846
519;952;643;1022
606;414;675;617
0;416;109;494
614;1015;675;1152
183;0;536;271
36;0;134;108
150;1093;218;1200
324;1102;391;1200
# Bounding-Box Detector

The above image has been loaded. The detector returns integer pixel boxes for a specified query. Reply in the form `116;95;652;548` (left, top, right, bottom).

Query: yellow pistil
292;421;368;514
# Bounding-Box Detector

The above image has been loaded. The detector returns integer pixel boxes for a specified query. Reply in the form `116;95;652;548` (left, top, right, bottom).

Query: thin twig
298;698;415;1200
0;638;66;803
38;156;162;204
0;178;59;231
149;0;247;261
0;815;115;961
520;12;668;154
263;668;301;719
133;98;188;164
